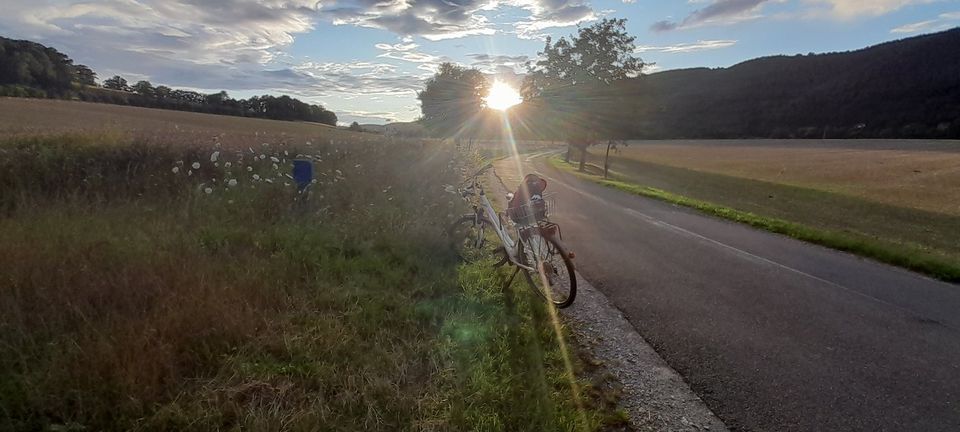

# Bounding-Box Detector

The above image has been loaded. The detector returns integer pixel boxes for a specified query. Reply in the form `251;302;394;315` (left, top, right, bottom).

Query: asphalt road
493;153;960;432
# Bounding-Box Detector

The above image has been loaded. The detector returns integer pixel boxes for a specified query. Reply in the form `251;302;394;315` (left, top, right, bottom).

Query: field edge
549;156;960;283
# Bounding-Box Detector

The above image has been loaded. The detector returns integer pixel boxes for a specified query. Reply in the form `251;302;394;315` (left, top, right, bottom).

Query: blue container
292;159;313;192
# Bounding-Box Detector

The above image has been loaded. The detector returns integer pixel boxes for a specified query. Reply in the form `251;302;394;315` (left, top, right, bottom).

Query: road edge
489;161;730;431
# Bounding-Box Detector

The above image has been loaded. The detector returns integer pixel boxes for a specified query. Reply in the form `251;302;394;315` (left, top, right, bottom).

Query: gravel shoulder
488;160;729;431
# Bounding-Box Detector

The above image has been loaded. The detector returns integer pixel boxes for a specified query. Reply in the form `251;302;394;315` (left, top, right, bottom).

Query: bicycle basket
507;194;556;224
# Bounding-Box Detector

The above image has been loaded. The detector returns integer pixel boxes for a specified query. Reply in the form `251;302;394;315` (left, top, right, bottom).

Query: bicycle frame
463;176;538;272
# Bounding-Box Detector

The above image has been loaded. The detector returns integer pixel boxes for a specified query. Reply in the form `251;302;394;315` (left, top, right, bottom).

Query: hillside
625;27;960;139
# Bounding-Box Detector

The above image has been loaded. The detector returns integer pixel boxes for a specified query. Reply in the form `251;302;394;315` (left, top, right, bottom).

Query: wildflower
260;154;267;160
272;163;279;170
172;166;180;174
355;164;361;168
210;151;220;162
214;162;219;167
265;178;274;184
284;173;293;179
247;166;253;172
204;187;213;194
224;162;232;168
284;182;291;187
188;170;193;176
284;150;289;156
270;156;280;163
253;174;261;180
249;147;255;154
192;162;201;170
228;179;238;187
335;169;343;176
176;160;184;166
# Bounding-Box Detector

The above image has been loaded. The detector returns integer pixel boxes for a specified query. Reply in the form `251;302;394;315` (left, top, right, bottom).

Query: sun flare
485;81;522;111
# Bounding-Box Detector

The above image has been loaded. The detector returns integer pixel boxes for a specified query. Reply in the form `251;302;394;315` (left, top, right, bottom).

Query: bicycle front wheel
447;214;498;263
520;230;577;308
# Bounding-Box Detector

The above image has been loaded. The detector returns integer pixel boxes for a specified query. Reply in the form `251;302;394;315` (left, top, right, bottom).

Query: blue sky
1;0;958;124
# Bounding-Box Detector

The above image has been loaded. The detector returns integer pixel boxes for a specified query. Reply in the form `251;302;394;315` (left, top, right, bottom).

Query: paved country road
493;153;960;432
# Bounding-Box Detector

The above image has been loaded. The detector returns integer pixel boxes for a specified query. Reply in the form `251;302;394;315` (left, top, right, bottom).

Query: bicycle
447;163;577;308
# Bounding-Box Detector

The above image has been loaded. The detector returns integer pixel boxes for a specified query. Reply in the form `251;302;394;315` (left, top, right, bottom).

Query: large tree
417;62;490;139
522;18;646;171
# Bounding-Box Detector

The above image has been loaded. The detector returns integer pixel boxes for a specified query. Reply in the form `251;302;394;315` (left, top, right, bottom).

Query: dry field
0;99;620;431
597;140;960;216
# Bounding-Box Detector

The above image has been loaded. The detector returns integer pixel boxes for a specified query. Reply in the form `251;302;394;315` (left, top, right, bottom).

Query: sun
485;80;522;111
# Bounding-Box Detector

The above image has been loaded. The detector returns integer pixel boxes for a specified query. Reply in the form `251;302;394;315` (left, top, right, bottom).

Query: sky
1;0;958;124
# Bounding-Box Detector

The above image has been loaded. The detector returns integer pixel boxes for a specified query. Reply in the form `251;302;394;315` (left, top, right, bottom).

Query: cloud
635;39;738;53
891;11;960;33
651;0;769;32
467;53;530;74
509;0;598;39
806;0;938;19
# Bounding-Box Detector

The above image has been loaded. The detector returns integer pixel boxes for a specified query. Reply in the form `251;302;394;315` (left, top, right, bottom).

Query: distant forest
0;37;338;126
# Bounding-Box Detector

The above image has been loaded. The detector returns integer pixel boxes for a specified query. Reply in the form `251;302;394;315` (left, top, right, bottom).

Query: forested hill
623;27;960;139
0;37;338;125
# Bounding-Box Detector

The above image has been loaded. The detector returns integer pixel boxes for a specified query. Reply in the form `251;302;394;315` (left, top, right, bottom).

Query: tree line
418;21;960;153
0;37;338;125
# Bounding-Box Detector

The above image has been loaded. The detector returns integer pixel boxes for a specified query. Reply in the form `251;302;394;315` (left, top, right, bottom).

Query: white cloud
891;11;960;33
805;0;938;19
635;39;738;53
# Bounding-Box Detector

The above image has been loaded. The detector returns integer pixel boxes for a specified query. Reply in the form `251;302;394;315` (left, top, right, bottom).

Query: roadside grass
550;157;960;283
0;134;622;431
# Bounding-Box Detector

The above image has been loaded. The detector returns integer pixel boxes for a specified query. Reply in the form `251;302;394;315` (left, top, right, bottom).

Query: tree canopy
417;62;490;139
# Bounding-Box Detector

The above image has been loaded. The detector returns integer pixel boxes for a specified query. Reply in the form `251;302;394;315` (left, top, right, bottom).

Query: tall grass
0;134;620;431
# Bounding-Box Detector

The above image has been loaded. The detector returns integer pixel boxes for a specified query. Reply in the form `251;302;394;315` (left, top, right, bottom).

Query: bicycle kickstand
504;267;520;289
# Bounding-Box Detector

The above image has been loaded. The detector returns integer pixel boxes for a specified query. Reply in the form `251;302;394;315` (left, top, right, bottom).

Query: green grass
0;134;623;431
551;157;960;283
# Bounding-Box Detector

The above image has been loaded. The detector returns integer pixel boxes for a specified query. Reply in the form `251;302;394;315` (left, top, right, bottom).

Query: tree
523;18;646;171
103;75;129;91
132;80;155;98
348;121;363;132
74;64;97;86
417;62;490;139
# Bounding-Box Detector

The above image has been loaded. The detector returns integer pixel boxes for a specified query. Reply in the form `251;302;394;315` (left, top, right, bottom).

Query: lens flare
485;80;522;111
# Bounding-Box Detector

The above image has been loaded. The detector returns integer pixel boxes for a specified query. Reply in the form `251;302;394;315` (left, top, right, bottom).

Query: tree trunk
564;144;572;163
603;140;612;179
578;146;587;172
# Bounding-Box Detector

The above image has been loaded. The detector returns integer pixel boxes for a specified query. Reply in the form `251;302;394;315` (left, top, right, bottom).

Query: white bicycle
447;164;577;308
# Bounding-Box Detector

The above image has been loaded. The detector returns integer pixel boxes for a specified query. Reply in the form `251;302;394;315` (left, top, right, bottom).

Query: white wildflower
172;166;180;174
284;150;289;156
270;156;280;163
354;164;361;168
284;173;294;179
192;162;201;170
260;154;267;160
253;174;261;181
265;178;274;184
210;151;220;162
228;179;238;187
204;187;213;194
247;166;253;172
176;160;184;166
224;162;232;168
188;170;193;176
272;163;279;170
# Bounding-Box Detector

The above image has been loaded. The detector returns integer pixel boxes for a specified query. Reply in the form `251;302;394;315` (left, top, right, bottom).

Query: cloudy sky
1;0;957;124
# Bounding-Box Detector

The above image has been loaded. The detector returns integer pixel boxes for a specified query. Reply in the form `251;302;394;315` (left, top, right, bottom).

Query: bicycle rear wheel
520;230;576;308
447;214;498;263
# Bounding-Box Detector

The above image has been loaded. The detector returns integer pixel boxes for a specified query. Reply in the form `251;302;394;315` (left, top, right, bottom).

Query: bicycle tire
520;231;577;308
447;214;498;263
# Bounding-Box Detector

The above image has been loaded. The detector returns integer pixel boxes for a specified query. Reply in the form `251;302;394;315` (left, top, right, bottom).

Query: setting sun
485;80;522;111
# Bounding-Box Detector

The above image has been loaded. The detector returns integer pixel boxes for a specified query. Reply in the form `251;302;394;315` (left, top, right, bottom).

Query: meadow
581;140;960;280
0;100;623;431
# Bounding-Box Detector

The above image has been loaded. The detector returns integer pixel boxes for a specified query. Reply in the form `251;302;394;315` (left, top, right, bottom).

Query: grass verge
550;157;960;283
0;134;624;431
